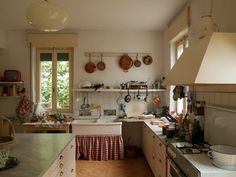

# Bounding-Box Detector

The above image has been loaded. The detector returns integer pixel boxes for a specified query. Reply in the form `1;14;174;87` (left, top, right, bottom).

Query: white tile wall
73;91;165;119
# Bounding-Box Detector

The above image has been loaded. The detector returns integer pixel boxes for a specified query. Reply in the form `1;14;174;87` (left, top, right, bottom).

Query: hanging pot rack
84;52;152;58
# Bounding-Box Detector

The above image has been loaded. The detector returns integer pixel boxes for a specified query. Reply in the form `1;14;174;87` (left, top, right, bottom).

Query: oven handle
167;157;187;177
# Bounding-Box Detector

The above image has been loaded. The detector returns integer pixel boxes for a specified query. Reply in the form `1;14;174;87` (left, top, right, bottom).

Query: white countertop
185;153;236;177
124;118;236;176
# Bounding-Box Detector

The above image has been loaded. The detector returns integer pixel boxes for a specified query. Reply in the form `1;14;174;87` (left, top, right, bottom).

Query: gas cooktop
175;142;210;154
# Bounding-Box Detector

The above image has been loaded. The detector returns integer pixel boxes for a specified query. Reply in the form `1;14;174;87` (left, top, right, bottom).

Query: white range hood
164;32;236;85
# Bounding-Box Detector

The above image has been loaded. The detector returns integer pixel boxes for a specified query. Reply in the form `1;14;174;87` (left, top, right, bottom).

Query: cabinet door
65;139;76;177
153;136;166;177
142;124;148;157
42;138;76;177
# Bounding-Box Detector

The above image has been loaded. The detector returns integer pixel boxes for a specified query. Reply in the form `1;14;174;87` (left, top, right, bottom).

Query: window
36;48;73;112
175;36;189;114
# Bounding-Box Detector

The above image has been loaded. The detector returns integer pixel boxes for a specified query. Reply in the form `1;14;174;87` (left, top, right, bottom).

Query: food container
207;145;236;170
166;128;175;138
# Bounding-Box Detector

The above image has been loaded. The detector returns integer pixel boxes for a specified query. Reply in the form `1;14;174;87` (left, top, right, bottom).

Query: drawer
153;137;166;159
153;156;166;177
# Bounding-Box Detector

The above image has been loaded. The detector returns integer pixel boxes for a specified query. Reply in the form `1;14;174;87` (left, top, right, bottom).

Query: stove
176;142;210;154
167;142;236;177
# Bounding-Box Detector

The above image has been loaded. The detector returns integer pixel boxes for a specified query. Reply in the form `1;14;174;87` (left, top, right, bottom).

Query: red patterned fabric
76;135;124;160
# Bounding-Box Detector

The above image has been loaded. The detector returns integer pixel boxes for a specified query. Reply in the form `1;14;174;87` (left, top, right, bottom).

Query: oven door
167;157;187;177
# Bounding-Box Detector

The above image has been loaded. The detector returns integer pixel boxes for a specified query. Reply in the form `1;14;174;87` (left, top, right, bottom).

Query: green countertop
0;133;74;177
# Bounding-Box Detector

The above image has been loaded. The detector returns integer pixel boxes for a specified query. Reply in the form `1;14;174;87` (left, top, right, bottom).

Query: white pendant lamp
26;0;69;32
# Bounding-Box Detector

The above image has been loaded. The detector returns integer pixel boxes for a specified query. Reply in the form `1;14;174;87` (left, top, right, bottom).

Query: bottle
192;119;201;144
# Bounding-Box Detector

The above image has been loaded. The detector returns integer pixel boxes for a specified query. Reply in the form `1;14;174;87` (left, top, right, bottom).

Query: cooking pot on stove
207;145;236;170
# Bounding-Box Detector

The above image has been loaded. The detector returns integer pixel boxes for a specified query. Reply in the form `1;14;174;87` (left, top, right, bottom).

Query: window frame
173;35;189;115
36;47;73;113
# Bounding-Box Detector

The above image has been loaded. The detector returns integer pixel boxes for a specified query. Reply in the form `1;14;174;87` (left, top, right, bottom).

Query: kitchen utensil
136;87;141;100
124;88;131;103
207;145;236;170
134;53;141;67
152;96;160;105
142;55;153;65
85;53;96;73
144;87;149;102
97;53;106;71
85;93;90;109
116;93;125;105
80;96;87;109
119;54;133;72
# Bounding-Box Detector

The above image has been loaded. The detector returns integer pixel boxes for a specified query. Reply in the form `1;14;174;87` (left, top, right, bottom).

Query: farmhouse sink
71;119;122;135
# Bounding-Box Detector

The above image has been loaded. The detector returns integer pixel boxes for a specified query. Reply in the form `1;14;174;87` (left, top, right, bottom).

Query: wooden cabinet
152;132;166;177
142;124;167;177
43;138;76;177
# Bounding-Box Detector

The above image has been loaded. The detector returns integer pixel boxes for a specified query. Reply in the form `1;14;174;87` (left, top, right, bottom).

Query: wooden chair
0;115;15;137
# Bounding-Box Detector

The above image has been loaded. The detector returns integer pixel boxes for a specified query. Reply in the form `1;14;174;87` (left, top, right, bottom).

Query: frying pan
124;88;131;103
143;55;153;65
134;53;141;67
85;53;96;73
119;54;133;72
97;53;106;71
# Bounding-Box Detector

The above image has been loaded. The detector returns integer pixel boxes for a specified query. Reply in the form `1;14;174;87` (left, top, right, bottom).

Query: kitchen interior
1;0;236;177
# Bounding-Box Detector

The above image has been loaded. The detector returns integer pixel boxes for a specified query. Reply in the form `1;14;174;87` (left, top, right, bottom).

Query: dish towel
16;95;33;122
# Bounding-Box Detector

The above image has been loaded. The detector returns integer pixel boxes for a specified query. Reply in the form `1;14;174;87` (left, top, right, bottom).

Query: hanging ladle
97;53;106;71
144;87;149;102
136;87;141;100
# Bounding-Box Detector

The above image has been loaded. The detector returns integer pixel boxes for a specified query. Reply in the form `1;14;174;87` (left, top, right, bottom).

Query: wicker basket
0;116;15;149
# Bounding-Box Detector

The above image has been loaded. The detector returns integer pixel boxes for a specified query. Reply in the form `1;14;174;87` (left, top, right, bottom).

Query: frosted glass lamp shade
26;0;69;32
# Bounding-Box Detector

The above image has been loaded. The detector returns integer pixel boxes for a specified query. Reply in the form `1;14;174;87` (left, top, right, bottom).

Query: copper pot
119;54;133;72
85;54;96;73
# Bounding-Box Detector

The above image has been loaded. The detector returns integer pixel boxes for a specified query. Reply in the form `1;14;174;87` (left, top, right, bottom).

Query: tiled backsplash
196;92;236;107
73;91;164;119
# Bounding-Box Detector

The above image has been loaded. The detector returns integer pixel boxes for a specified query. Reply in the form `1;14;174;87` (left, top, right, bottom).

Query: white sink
71;119;122;135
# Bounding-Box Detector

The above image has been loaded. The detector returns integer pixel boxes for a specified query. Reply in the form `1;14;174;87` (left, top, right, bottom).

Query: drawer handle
159;159;162;163
153;135;155;139
60;163;64;168
59;155;64;160
159;143;162;146
71;145;74;149
60;171;64;176
71;168;74;173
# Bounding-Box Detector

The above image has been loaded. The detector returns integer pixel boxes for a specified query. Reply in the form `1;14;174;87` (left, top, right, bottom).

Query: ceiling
0;0;187;31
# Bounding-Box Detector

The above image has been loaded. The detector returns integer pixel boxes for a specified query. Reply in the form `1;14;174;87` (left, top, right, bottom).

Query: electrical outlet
104;109;116;116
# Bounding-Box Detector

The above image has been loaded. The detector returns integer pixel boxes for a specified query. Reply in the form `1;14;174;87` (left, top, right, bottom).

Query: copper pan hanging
134;53;141;67
119;54;133;72
97;53;106;71
143;55;153;65
85;53;96;73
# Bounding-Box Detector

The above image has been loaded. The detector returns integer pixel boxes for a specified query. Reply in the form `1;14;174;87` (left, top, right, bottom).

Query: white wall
0;30;164;117
75;30;163;88
0;30;30;117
